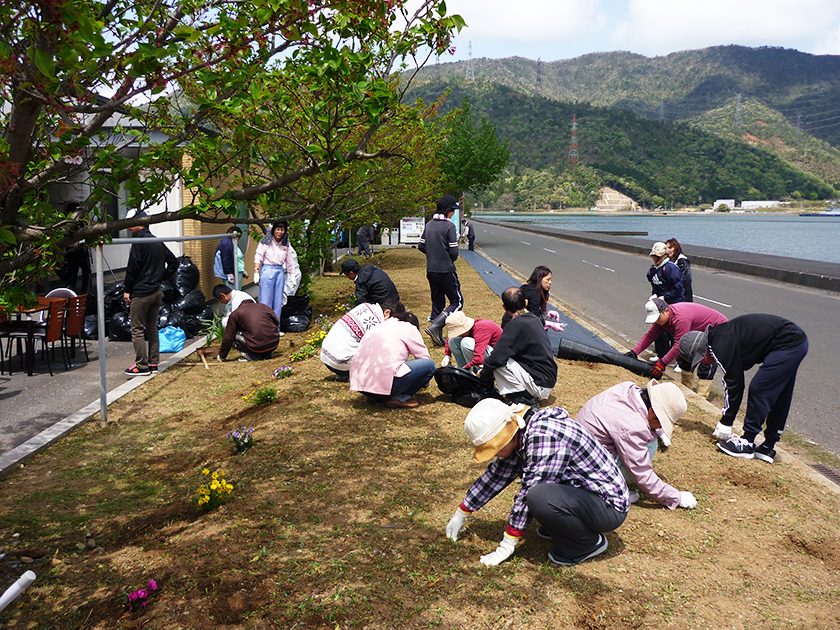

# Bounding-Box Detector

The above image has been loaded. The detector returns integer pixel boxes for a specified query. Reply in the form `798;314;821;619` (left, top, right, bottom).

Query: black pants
427;270;463;319
129;289;162;370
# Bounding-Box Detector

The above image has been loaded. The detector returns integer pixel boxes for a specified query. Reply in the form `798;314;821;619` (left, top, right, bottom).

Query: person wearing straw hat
441;311;502;371
626;297;726;396
575;380;697;510
678;314;808;465
445;399;629;567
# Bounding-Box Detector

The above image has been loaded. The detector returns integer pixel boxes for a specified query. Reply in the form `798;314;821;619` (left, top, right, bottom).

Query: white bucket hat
464;399;528;463
646;379;687;438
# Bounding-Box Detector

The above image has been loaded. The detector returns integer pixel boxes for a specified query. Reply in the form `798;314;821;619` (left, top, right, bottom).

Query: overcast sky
432;0;840;63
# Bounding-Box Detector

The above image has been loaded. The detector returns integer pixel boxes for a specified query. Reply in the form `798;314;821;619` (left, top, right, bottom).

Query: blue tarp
458;249;615;352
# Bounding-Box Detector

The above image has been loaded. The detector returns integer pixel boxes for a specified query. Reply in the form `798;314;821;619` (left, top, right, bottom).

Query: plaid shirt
462;407;629;534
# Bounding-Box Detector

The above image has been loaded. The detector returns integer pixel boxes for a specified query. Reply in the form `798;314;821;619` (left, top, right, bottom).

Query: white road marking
520;241;531;245
544;248;557;254
696;295;732;308
582;260;615;273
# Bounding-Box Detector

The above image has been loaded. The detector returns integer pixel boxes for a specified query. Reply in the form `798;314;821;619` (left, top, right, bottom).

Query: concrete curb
0;336;208;480
477;219;840;293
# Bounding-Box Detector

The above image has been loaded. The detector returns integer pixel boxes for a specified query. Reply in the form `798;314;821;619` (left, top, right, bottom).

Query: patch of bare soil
2;248;840;630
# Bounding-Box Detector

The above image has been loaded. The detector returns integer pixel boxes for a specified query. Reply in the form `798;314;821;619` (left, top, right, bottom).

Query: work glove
467;365;480;376
544;321;565;332
226;274;235;283
216;354;223;362
658;432;671;449
624;349;637;359
479;533;518;566
445;507;469;541
650;360;666;379
243;271;249;278
547;310;561;322
713;422;733;441
679;491;698;509
254;271;260;284
440;355;451;367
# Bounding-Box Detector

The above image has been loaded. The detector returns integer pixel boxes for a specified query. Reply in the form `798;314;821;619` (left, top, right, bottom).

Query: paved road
474;221;840;456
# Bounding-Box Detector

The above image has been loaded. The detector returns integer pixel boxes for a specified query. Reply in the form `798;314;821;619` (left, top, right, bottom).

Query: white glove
679;491;698;509
216;354;223;362
441;355;451;367
226;274;235;283
658;432;671;448
254;271;260;284
713;422;732;441
445;507;469;541
243;271;249;278
479;533;518;566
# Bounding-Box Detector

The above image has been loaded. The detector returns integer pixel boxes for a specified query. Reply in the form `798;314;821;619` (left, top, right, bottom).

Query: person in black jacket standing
478;286;557;407
122;211;178;376
419;194;463;346
679;314;808;464
340;258;400;306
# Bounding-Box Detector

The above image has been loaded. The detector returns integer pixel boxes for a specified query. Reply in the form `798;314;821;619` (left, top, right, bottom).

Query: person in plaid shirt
445;399;629;566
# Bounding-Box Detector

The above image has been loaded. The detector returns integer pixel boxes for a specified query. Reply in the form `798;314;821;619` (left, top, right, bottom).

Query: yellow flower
211;472;218;479
202;468;209;475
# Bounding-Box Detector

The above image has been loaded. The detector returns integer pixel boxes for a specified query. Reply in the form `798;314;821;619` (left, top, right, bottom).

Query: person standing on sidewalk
461;217;475;251
418;194;463;346
645;241;685;364
253;221;299;332
678;314;809;464
626;298;726;396
122;210;178;376
356;225;375;257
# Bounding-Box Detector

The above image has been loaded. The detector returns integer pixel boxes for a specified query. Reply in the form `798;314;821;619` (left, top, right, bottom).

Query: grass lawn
1;247;839;629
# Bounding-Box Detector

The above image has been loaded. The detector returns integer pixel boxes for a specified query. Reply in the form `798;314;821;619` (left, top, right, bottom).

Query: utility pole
734;93;742;127
536;57;542;95
465;41;475;83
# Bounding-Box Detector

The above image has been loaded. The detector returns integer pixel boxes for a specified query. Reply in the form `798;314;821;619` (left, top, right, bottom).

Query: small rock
76;543;86;551
86;539;96;549
94;547;105;554
11;533;20;539
20;557;34;564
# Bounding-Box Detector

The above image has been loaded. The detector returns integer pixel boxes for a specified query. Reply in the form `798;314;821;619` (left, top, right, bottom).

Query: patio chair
62;294;89;363
7;301;68;376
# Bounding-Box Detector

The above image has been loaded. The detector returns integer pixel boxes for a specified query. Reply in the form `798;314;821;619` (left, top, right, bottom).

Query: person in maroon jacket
441;311;503;371
217;300;281;362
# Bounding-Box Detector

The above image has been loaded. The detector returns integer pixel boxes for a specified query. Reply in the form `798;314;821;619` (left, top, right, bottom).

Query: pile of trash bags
82;256;213;342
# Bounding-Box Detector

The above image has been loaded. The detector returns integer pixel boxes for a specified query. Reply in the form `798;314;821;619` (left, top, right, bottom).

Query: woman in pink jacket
350;312;435;409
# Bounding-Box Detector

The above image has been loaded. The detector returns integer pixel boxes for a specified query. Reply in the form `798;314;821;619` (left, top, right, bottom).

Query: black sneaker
754;443;776;464
334;372;349;383
125;364;151;376
548;534;608;566
150;364;158;373
537;526;554;540
717;436;755;459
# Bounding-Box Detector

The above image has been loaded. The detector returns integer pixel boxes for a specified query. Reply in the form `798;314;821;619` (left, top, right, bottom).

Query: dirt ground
1;248;840;630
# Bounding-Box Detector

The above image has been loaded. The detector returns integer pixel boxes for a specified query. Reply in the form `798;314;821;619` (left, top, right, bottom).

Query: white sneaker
712;422;733;441
628;490;640;504
673;365;682;373
648;355;659;362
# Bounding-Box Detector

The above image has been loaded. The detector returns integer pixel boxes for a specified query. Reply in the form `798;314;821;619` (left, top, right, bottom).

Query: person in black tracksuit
122;213;178;376
419;194;463;346
679;314;808;464
479;286;557;406
340;259;400;306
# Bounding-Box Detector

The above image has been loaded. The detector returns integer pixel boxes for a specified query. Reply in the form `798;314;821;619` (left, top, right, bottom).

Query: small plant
273;365;293;379
228;426;255;454
290;315;333;362
242;383;277;405
196;468;233;511
124;579;158;611
199;312;225;346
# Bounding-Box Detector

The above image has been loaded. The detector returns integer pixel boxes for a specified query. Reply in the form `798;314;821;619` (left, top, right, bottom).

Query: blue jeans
450;337;493;369
389;359;436;402
259;264;285;326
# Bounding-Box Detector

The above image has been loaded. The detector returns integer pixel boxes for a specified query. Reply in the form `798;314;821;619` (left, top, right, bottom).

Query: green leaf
34;49;56;79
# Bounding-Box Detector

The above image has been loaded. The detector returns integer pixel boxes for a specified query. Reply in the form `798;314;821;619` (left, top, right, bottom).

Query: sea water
483;212;840;264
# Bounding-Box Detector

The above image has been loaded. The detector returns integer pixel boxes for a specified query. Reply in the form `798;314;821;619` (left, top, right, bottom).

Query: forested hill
407;81;837;208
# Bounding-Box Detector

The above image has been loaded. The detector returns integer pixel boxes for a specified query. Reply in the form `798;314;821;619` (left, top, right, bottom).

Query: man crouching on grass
445;399;629;566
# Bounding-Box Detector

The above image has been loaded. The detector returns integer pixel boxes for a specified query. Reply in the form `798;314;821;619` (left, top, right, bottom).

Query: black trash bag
555;338;653;378
434;366;503;408
173;256;200;296
85;291;97;316
157;304;172;329
160;279;180;305
199;304;216;324
181;314;205;337
281;295;312;332
81;314;99;340
173;288;206;314
164;308;188;331
102;283;127;319
107;310;132;341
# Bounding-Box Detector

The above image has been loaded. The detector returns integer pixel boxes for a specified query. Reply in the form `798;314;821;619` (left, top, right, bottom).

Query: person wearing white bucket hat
575;380;697;509
445;399;629;567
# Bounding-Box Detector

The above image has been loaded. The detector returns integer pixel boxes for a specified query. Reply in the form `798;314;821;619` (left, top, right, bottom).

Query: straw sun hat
646;379;687;438
464;399;529;463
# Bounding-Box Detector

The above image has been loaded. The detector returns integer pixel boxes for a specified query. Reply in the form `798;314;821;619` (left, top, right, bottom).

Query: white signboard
399;216;425;244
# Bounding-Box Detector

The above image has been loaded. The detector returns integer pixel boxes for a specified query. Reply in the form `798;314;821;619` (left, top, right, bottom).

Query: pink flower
148;579;158;591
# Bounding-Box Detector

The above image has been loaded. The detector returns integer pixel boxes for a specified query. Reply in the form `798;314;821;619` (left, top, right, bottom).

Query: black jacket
124;228;179;298
480;312;557;389
418;217;458;273
708;314;807;424
355;265;400;305
501;283;545;329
